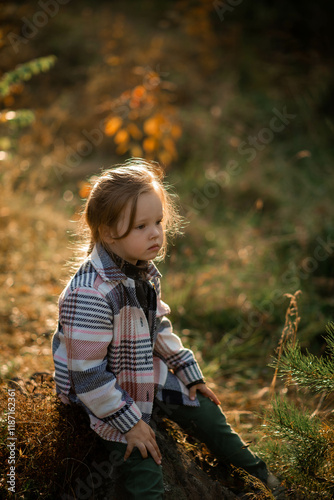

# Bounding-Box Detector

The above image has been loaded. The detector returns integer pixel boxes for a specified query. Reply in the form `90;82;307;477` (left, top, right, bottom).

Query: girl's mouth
148;244;160;251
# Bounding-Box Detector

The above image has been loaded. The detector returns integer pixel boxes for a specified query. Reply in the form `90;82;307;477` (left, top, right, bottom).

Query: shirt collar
90;243;161;282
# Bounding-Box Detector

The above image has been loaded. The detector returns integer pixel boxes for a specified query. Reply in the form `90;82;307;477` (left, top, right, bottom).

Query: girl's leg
98;439;164;500
154;393;268;481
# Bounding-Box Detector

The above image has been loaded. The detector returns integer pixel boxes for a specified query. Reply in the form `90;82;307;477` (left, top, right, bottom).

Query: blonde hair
80;158;183;260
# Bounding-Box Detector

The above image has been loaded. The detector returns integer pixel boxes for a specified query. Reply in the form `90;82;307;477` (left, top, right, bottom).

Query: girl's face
107;187;164;265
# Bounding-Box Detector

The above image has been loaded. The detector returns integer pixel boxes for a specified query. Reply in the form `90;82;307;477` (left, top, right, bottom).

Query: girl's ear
99;224;115;244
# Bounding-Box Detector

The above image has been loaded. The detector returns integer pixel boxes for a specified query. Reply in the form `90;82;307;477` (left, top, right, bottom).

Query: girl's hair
80;158;183;260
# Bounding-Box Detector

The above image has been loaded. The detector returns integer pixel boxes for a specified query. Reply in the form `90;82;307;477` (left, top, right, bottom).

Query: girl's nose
150;226;159;238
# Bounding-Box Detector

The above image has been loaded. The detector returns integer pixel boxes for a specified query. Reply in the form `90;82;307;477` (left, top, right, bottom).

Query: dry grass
0;191;73;379
0;373;100;498
270;290;302;394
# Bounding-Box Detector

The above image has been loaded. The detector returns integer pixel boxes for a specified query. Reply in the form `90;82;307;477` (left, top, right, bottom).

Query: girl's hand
124;419;162;465
189;383;221;405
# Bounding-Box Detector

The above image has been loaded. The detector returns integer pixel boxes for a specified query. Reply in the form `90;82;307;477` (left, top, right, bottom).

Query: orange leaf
145;94;156;106
127;123;142;140
78;182;92;199
130;144;143;157
143;114;164;137
105;116;123;136
106;56;121;66
132;85;146;99
162;137;177;158
129;98;140;109
121;90;131;99
114;129;129;144
171;124;182;139
296;150;311;159
158;150;173;165
116;142;129;155
143;137;157;152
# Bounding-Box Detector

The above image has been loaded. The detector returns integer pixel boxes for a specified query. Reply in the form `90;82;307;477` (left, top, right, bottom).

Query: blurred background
1;0;333;392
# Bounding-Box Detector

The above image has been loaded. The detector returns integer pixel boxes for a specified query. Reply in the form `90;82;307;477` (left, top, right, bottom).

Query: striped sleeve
60;287;141;433
153;317;204;387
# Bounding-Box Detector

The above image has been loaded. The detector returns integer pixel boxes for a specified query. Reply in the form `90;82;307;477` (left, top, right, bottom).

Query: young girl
52;159;279;499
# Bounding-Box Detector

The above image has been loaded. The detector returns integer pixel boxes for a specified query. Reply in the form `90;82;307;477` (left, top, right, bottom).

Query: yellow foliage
130;144;143;157
116;142;130;155
114;128;129;144
132;85;146;99
104;65;182;164
105;116;123;136
143;114;164;137
121;89;131;99
145;94;156;106
106;56;121;66
163;137;177;158
158;150;173;166
127;123;142;140
78;181;92;199
129;98;140;109
143;136;157;152
171;124;182;139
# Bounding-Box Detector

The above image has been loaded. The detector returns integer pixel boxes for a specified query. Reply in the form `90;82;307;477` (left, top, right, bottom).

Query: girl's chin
148;247;161;256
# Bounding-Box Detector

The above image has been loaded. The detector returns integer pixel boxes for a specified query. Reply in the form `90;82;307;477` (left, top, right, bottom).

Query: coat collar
90;243;161;282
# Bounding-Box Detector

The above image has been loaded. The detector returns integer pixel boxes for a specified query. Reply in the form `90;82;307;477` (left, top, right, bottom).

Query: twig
270;290;301;395
311;393;326;418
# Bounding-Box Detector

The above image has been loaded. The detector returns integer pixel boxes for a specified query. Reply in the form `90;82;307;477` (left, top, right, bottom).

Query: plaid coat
52;243;204;443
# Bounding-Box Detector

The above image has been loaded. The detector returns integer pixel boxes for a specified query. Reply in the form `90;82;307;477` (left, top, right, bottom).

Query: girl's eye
136;224;145;230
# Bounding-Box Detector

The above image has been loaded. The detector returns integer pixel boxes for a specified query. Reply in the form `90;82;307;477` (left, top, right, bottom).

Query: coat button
140;317;144;327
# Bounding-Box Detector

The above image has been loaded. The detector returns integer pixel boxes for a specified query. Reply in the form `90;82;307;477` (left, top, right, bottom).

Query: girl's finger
211;393;221;405
124;443;134;461
137;442;149;460
208;390;221;405
147;441;162;465
189;386;196;400
200;386;221;405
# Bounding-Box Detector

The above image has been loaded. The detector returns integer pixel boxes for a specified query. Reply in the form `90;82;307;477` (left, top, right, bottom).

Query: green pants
99;393;267;499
